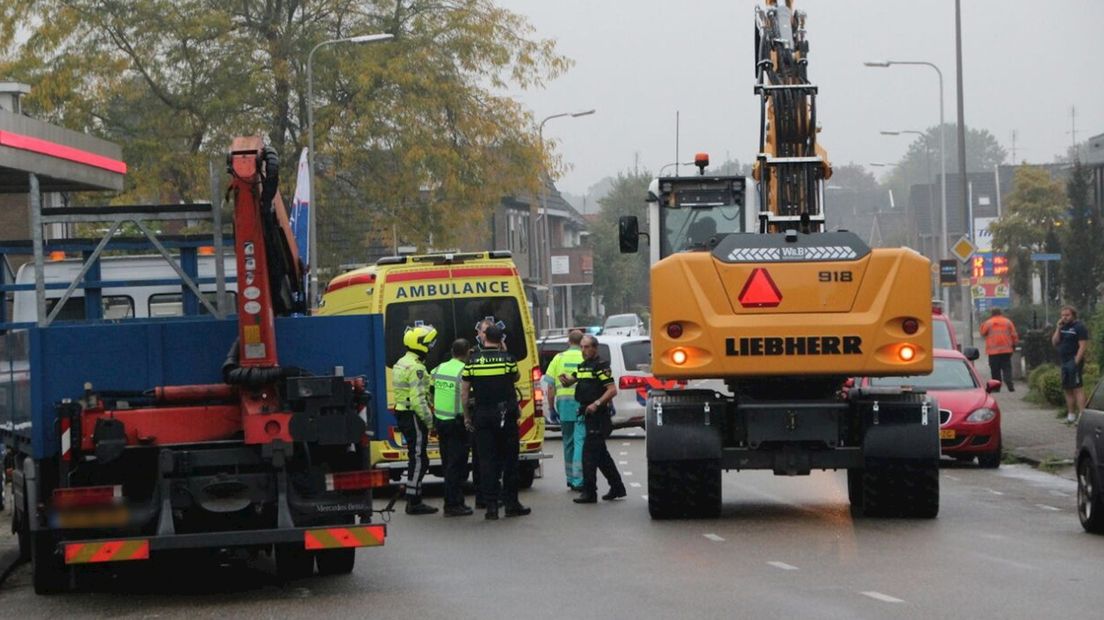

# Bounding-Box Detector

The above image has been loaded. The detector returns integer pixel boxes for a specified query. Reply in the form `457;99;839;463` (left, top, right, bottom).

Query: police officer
564;334;626;504
545;329;586;490
431;338;474;517
394;324;440;515
461;324;531;520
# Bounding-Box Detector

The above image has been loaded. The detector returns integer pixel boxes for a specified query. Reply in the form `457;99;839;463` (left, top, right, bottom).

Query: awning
0;109;125;193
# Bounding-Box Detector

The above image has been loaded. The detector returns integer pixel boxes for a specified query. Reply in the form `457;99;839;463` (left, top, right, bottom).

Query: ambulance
319;251;547;487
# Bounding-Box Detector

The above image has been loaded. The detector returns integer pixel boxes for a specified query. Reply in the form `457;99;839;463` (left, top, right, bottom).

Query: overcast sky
497;0;1104;196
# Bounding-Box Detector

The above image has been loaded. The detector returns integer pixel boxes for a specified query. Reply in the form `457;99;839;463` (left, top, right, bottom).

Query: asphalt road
3;432;1103;619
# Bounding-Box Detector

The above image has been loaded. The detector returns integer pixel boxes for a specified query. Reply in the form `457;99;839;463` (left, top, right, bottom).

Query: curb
0;547;25;587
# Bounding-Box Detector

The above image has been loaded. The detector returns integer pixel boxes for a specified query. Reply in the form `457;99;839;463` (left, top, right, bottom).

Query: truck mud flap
857;395;940;461
646;391;723;462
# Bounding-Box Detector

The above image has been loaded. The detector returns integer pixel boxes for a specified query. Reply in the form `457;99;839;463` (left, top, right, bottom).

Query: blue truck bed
0;314;387;458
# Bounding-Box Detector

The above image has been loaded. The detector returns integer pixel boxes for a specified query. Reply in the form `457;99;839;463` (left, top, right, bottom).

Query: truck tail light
326;470;390;491
619;375;648;389
53;485;122;509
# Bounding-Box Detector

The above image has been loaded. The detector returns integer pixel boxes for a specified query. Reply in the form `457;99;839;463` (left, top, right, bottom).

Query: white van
10;254;237;323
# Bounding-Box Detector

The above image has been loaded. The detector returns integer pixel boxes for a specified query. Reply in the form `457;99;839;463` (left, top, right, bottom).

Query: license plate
939;429;956;440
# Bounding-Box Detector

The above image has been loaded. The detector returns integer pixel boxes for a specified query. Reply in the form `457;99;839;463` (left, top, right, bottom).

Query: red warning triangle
738;268;782;308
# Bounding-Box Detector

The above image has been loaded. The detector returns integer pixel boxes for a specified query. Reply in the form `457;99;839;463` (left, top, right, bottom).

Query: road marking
1049;490;1071;498
703;533;725;542
622;442;631;446
943;474;960;481
629;482;642;488
1035;504;1061;511
861;591;904;603
623;471;633;476
641;494;648;500
619;451;628;456
986;489;1005;496
619;460;629;465
767;561;798;571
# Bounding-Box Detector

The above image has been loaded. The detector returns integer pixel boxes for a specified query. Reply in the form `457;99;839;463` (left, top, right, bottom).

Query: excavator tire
860;461;939;519
648;459;721;519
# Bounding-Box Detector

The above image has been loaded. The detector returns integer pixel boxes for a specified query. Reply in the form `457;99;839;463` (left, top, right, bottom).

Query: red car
863;348;1003;468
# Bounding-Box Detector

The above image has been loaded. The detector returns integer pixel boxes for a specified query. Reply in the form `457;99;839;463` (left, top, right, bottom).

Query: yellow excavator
620;0;938;519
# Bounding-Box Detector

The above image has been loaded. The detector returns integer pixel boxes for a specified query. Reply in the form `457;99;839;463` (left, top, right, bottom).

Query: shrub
1028;363;1056;392
1029;362;1101;407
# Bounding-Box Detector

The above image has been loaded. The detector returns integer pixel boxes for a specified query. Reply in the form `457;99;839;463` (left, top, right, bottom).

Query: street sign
950;236;977;263
1030;253;1061;262
939;259;957;287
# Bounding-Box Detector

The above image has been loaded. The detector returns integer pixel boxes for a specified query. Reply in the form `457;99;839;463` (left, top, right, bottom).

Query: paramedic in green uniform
545;329;586;490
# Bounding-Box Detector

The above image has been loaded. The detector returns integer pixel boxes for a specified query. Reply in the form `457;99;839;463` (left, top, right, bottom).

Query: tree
827;163;880;193
0;0;570;271
989;166;1067;301
589;171;652;315
883;124;1008;210
1062;160;1096;311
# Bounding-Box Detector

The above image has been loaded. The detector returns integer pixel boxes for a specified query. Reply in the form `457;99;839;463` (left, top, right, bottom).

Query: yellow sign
951;236;977;263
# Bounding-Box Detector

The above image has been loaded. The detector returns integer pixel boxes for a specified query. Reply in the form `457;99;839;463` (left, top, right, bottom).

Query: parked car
538;334;680;430
1076;380;1104;533
861;348;1003;467
602;313;646;337
932;303;980;361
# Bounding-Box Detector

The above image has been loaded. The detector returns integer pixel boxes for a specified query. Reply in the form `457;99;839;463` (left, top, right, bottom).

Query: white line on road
703;533;725;542
641;494;648;500
767;561;798;571
943;474;960;481
629;482;642;488
861;591;904;603
619;451;628;456
1035;504;1061;511
986;489;1005;496
623;471;633;476
622;442;631;446
619;460;629;465
1049;490;1071;498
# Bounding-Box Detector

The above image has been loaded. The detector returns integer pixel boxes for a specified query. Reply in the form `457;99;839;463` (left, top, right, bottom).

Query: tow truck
620;0;939;519
3;137;391;593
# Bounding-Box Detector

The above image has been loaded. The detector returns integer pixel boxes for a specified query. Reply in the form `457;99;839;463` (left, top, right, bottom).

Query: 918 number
818;271;853;282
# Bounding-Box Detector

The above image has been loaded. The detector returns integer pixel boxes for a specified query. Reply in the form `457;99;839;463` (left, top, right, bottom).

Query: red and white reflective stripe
60;417;72;461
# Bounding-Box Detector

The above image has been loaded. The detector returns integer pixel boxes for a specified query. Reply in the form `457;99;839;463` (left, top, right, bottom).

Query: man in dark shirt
460;325;531;520
1052;305;1090;425
561;334;626;504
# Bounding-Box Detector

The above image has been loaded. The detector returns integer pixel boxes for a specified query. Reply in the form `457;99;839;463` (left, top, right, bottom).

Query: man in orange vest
979;308;1019;391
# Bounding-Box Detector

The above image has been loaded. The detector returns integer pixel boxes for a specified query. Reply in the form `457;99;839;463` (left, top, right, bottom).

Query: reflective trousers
396;411;430;499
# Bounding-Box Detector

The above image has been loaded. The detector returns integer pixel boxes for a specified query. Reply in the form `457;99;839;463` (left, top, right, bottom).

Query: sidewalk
979;353;1077;481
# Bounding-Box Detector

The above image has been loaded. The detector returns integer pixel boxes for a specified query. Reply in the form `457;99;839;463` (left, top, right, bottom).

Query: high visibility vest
393;351;432;425
431;358;466;420
545;347;584;401
980;316;1018;355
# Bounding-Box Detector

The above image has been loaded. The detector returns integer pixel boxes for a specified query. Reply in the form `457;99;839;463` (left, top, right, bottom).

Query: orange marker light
671;349;688;365
899;344;916;362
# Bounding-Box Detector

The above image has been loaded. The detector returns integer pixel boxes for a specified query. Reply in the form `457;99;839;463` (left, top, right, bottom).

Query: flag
289;148;311;293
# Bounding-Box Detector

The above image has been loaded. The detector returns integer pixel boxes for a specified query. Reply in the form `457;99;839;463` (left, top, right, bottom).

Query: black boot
405;499;439;515
602;488;627;501
444;504;474;517
573;494;598;504
505;503;531;517
484;502;499;520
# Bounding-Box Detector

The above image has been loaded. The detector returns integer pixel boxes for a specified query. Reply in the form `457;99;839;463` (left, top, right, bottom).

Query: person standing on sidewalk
545;329;586;491
563;334;626;504
1052;305;1089;425
431;338;474;517
980;307;1019;391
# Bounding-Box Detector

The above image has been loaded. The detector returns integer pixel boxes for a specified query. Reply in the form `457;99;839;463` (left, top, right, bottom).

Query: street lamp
659;161;695;176
865;60;948;308
306;33;393;309
535;109;595;334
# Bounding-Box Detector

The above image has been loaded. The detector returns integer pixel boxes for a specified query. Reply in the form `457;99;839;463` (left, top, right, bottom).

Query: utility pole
955;0;974;346
1010;130;1017;163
